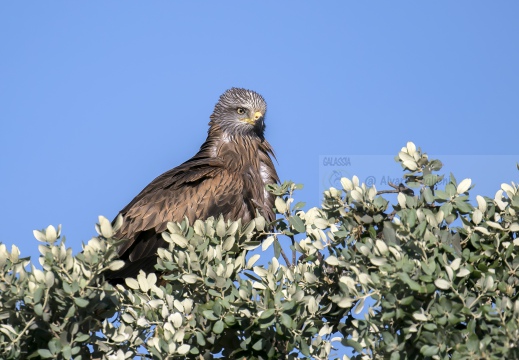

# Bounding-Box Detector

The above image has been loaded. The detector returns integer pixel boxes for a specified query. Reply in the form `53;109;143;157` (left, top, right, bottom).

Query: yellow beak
242;111;263;125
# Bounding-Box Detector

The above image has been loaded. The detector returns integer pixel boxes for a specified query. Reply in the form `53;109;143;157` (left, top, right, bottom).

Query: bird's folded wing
114;157;248;261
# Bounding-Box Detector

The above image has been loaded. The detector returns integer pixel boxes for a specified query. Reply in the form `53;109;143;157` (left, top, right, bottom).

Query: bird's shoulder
119;156;224;213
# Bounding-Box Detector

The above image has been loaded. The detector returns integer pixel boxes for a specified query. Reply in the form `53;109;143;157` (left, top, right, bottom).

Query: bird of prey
106;88;279;283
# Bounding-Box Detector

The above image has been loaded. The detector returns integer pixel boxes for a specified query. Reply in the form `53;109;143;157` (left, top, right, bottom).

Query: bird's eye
236;107;246;115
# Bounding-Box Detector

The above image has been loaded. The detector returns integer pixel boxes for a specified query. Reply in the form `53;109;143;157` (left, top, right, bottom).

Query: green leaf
293;201;306;210
259;309;275;320
314;218;329;230
307;296;318;314
223;315;236;326
196;332;206;346
125;278;139;290
275;197;287;213
37;349;53;358
456;178;471;194
421;259;436;275
255;215;266;231
112;213;124;233
121;313;134;323
325;255;339;266
216;217;226;238
98;216;113;238
213;302;223;316
45;225;58;243
299;336;311;356
182;274;198;284
341;178;353;191
399;273;421;292
252;338;264;351
138;273;150;292
413;312;428;321
247;254;261;269
203;310;218;321
170;233;188;248
341;338;364;353
304;272;317;283
280;313;293;328
261;236;275;251
74;298;89;308
34;304;43;316
454;198;473;213
223;236;236;251
423;323;437;331
421;345;439;356
509;223;519;232
383;222;398;245
108;260;125;271
435;190;450;201
370;257;387;266
457;268;471;277
354;298;365;314
288;215;305;233
75;333;90;342
213;320;224;334
45;271;55;288
423;175;438;190
33;229;47;242
400;296;414;306
177;344;190;355
390;352;401;360
434;278;450;290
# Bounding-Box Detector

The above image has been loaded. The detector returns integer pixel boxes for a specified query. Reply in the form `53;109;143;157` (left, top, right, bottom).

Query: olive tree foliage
1;142;519;359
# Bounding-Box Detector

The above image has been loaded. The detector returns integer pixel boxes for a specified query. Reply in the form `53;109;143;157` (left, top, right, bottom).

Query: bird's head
210;88;267;137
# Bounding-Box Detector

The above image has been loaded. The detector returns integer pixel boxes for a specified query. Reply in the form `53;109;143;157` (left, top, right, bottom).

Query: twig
290;235;296;266
386;210;398;221
376;182;414;196
278;240;292;267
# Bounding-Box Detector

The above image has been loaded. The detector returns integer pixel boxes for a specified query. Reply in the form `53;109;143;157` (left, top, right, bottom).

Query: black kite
106;88;279;282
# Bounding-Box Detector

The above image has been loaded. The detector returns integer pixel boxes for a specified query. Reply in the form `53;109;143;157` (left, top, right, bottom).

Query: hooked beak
241;111;263;125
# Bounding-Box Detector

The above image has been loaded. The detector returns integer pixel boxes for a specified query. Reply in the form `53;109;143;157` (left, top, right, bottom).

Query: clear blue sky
1;0;518;328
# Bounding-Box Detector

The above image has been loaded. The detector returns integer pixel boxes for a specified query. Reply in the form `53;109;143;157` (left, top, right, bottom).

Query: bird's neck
197;125;269;168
